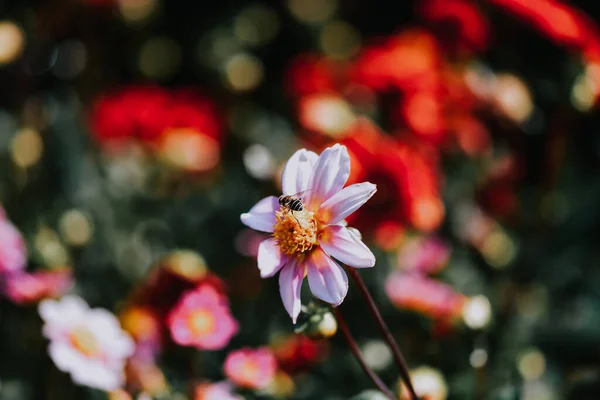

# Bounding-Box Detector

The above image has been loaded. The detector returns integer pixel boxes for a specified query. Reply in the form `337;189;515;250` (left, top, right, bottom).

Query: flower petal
320;225;376;268
257;238;288;278
306;144;350;208
278;258;305;323
319;182;377;224
306;248;348;306
240;196;279;233
281;149;318;196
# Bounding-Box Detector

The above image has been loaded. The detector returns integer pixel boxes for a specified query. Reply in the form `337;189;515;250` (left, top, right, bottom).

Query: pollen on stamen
272;209;318;255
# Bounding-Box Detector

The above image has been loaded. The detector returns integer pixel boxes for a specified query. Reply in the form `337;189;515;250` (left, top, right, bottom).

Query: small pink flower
224;347;277;390
4;269;73;304
38;296;135;391
385;272;465;319
0;216;27;274
397;236;451;274
194;381;243;400
167;285;238;350
241;144;377;322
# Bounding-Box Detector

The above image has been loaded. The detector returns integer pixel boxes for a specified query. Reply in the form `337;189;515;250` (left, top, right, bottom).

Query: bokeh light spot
0;21;25;65
59;209;93;247
462;295;492;329
319;20;361;59
224;53;264;92
10;127;43;169
518;349;546;381
234;5;280;47
288;0;338;24
118;0;158;24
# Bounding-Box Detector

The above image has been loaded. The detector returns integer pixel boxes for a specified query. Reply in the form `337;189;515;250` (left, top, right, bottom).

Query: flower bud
294;302;338;339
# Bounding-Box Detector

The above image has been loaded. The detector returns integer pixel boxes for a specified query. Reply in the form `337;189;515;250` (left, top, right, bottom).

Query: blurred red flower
351;29;441;92
489;0;600;60
90;85;223;173
419;0;490;54
341;119;445;236
284;54;346;97
271;334;328;375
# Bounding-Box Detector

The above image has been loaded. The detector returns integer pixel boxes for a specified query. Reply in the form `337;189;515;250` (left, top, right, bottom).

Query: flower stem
346;267;420;400
334;308;396;400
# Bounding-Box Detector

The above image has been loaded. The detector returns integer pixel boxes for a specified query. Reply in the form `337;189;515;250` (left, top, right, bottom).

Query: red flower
419;0;490;54
271;335;328;375
397;90;447;146
351;29;441;92
90;85;170;144
90;85;223;172
284;54;345;97
489;0;600;58
340;119;445;235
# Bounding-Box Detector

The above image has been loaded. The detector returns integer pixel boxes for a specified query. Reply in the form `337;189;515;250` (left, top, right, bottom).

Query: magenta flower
241;144;377;322
0;214;27;274
167;284;238;350
224;347;277;390
4;269;73;305
385;272;465;319
397;236;451;274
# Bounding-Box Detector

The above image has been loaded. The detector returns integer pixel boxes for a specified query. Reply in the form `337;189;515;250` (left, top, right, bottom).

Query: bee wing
290;189;312;201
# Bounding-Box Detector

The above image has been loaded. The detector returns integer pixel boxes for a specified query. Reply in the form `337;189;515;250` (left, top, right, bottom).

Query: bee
278;190;311;223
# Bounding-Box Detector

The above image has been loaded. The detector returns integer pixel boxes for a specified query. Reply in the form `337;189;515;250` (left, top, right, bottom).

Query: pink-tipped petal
278;259;305;323
306;248;348;306
320;225;376;268
257;238;288;278
281;149;318;196
306;144;350;208
319;182;377;224
240;196;279;233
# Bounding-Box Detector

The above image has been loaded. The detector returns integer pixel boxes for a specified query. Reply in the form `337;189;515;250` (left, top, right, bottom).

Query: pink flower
397;236;451;274
224;347;277;390
167;285;238;350
0;216;27;274
38;296;135;391
241;144;377;323
194;381;243;400
4;269;73;305
385;272;465;320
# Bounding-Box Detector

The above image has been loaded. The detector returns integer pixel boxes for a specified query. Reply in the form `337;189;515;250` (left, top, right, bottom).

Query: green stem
334;308;396;400
346;267;420;400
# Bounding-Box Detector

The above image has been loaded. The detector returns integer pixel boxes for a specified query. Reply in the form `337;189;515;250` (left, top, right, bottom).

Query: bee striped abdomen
279;195;305;212
288;198;304;211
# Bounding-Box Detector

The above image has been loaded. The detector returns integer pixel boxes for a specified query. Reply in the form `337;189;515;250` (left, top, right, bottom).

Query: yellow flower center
69;326;101;357
239;359;261;386
272;208;319;256
188;309;216;336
